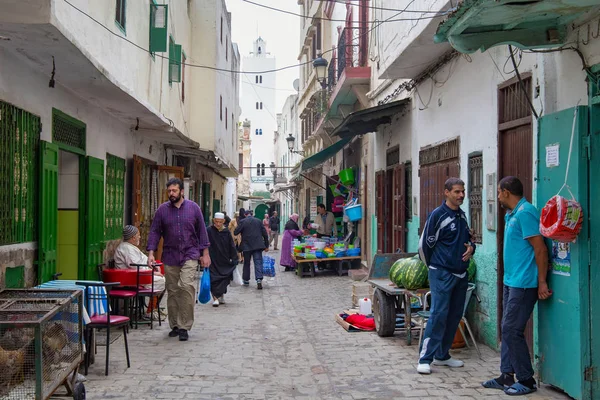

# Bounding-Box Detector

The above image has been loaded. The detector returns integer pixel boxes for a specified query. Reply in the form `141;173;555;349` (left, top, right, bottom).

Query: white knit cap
214;212;225;219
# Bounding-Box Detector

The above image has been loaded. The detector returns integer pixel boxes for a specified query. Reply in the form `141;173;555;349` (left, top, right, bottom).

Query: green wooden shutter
85;156;105;280
202;182;210;225
150;4;168;53
169;42;182;83
105;154;126;240
212;199;221;219
39;141;59;284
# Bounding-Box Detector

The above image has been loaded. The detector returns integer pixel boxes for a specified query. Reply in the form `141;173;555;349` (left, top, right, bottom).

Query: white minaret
241;37;277;193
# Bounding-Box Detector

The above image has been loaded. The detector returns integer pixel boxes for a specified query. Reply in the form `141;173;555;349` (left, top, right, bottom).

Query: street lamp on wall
286;133;305;155
313;54;328;89
266;182;270;191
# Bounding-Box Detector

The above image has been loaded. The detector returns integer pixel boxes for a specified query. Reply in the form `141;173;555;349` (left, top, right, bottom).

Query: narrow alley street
83;249;569;400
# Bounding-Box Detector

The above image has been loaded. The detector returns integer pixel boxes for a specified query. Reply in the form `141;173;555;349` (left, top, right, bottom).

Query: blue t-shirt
503;198;541;288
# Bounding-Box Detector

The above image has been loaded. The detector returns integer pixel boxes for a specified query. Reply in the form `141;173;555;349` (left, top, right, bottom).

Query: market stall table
292;254;362;278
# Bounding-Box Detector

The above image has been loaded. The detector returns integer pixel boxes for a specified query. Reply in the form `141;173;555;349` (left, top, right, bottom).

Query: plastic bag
198;268;211;304
540;195;583;243
263;256;276;278
231;267;244;287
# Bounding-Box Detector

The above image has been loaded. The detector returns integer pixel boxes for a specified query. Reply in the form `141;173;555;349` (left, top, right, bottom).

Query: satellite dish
293;79;300;92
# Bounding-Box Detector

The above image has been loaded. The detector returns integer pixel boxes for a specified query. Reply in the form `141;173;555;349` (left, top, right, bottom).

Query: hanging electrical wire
319;0;450;13
242;0;451;23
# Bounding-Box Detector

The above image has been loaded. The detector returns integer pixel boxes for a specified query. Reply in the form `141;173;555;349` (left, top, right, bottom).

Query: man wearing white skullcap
206;212;238;306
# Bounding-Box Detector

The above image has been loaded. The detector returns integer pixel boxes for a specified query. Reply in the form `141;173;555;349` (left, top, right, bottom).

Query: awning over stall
331;99;410;138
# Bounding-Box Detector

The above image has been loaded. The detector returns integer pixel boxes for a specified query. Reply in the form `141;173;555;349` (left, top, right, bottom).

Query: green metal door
85;156;105;280
39;141;58;283
537;106;591;400
202;182;210;225
212;199;221;219
588;66;600;399
255;204;268;220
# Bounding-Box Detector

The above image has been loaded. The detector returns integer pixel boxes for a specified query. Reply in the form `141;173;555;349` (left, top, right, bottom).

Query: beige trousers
164;260;198;331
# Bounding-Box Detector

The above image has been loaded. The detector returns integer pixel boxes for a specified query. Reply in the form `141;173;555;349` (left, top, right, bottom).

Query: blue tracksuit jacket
418;202;475;274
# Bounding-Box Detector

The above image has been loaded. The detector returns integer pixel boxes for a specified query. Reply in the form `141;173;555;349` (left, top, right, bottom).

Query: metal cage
0;289;84;400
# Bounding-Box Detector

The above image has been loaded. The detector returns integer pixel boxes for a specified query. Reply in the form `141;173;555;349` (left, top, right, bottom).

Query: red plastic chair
98;262;137;324
76;281;131;376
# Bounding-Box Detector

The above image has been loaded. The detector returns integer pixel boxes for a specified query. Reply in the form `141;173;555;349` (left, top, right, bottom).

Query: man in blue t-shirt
417;178;475;375
482;176;552;396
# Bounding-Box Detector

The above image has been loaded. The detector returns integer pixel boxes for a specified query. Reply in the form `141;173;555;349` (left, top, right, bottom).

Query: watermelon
399;256;429;290
389;258;407;288
468;258;477;282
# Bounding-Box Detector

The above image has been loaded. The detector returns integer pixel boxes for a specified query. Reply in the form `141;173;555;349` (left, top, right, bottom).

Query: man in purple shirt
147;178;210;341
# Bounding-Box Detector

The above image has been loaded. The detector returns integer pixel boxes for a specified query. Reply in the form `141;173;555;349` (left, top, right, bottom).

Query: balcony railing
301;89;329;144
336;27;368;82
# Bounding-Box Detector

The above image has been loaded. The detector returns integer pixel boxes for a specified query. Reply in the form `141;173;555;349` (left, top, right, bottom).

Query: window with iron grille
0;101;40;245
469;154;483;244
105;154;126;240
52;108;86;153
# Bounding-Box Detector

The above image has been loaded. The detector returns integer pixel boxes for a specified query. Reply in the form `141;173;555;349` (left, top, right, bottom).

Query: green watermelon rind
389;258;407;288
400;257;429;290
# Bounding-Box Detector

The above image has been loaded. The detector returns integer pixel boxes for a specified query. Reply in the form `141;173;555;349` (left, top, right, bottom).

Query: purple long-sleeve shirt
147;199;210;267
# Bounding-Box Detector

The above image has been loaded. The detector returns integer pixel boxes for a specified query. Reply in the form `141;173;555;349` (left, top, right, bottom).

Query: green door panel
254;204;268;221
57;210;79;280
588;69;600;399
202;182;210;225
537;106;590;400
212;199;221;220
39;141;58;283
85;156;105;281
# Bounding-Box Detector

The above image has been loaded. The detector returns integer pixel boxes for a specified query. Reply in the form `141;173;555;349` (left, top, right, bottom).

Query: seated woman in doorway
280;214;304;272
114;225;166;317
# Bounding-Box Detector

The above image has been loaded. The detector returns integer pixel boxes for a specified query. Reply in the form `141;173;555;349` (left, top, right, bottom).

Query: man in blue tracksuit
417;177;475;375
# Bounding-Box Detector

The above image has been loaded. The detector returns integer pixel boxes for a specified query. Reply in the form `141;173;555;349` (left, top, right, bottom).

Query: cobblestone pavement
83;248;570;400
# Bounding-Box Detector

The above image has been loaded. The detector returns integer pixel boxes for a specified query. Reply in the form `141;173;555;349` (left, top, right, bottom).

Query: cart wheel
373;288;396;337
73;382;86;400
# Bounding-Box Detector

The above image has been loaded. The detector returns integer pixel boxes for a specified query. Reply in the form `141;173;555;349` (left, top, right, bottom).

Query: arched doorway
254;203;269;220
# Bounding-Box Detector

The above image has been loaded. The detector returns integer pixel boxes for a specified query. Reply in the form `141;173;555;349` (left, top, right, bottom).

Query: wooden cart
366;253;429;345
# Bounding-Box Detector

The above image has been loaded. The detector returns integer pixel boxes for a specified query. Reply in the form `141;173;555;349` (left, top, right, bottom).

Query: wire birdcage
0;289;85;400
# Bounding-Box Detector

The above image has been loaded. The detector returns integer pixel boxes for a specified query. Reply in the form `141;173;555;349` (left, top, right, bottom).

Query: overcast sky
226;0;301;112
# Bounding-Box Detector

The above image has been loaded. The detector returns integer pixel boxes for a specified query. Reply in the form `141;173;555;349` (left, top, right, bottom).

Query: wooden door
392;164;406;252
497;76;534;350
376;171;384;253
384;169;393;253
155;165;184;261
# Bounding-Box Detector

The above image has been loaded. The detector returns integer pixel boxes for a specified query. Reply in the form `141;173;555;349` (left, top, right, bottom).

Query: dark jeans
242;250;264;282
501;285;538;381
419;267;468;364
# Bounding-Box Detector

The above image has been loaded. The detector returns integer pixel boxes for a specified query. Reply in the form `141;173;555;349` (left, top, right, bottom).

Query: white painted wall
0;46;164;224
51;0;192;139
241;37;277;192
58;151;79;210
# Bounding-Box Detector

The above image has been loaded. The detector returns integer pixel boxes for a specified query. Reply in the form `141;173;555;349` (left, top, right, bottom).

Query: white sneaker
218;295;225;304
433;358;464;368
212;299;219;307
417;363;431;374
